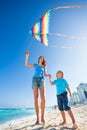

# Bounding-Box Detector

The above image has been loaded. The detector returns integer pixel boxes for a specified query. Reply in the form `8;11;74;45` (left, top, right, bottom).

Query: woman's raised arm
25;51;34;67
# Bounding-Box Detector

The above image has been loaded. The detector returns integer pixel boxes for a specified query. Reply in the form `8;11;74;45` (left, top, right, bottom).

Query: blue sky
0;0;87;108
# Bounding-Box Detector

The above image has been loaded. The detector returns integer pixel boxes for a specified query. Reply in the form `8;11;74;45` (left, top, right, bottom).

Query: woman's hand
26;51;30;56
26;51;30;59
49;75;54;86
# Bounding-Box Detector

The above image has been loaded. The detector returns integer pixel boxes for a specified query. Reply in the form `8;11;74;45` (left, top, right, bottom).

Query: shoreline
0;108;52;130
0;107;52;125
0;104;87;130
0;115;36;130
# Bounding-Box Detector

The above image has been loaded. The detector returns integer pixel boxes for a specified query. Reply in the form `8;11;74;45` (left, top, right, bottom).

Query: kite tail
52;6;87;11
49;33;86;40
49;45;82;49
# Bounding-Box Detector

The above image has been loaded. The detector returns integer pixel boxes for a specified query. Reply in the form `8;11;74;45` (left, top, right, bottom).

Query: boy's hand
48;74;51;79
69;93;73;98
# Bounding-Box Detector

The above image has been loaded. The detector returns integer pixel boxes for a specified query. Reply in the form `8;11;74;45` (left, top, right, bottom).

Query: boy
49;71;78;129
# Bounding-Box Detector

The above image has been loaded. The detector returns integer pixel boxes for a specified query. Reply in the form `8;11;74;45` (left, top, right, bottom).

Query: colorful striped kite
30;10;50;46
30;6;87;46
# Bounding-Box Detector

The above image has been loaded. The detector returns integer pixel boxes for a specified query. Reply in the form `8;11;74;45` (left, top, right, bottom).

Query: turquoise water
0;107;52;124
0;108;35;124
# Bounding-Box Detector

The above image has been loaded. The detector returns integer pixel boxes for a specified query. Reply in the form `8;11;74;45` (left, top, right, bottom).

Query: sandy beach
0;104;87;130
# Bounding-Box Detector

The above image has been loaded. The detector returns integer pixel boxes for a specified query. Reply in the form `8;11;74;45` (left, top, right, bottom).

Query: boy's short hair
56;71;64;78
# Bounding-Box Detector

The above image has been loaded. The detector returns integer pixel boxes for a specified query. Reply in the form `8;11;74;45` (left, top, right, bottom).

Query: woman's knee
34;94;38;101
33;88;38;99
41;94;45;101
34;96;39;106
33;92;38;104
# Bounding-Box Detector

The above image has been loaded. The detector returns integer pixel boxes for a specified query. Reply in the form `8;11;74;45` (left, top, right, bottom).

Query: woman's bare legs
40;87;45;124
33;87;40;124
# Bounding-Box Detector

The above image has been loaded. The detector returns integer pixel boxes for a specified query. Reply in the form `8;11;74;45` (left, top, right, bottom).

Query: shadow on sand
14;124;74;130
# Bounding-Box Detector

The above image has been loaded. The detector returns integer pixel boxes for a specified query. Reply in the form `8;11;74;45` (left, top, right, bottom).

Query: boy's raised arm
49;76;54;86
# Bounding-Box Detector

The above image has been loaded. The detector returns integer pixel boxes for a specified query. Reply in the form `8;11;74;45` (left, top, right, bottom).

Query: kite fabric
30;6;87;46
31;10;50;46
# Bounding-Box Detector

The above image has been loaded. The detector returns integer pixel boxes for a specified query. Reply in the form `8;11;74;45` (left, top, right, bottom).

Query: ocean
0;107;52;124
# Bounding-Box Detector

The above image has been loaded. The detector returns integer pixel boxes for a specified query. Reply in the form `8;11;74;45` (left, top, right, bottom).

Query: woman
25;51;51;124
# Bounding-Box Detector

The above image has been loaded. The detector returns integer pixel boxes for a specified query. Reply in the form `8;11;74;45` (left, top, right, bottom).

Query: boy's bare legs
68;109;75;124
68;109;78;129
60;111;66;125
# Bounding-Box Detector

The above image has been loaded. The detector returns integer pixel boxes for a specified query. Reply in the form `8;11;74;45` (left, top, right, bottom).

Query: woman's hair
38;56;47;66
56;70;64;78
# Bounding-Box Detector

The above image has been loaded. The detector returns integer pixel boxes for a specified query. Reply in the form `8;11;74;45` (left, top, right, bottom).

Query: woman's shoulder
34;63;44;67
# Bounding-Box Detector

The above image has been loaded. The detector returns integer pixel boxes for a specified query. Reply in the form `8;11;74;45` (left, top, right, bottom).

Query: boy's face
56;72;63;78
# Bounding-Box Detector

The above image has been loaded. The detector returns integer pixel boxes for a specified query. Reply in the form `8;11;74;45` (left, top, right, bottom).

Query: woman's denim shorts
57;92;71;111
32;77;45;89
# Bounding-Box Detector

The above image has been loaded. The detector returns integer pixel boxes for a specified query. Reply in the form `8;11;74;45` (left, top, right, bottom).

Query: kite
30;6;87;46
30;10;50;46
